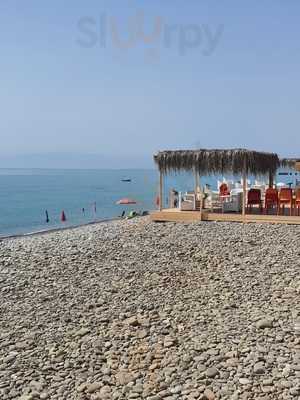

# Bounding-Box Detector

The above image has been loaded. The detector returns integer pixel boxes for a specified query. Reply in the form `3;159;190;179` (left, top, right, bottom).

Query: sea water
0;168;201;237
0;168;293;237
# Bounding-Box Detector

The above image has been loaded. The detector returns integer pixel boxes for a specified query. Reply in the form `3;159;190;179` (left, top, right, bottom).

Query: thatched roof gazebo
153;148;281;216
280;158;300;171
154;149;280;175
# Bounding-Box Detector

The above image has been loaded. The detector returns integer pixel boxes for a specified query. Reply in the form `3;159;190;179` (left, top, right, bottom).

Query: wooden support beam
159;171;163;211
269;171;274;188
199;192;203;220
150;209;300;225
242;168;247;219
194;168;200;212
194;168;199;193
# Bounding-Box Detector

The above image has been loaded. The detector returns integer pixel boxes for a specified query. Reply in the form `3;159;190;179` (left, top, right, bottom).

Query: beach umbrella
116;198;137;205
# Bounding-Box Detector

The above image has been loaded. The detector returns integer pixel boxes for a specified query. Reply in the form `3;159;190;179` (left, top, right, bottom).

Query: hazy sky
1;1;300;168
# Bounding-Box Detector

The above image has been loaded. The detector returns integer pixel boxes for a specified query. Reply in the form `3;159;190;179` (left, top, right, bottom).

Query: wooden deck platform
151;209;300;225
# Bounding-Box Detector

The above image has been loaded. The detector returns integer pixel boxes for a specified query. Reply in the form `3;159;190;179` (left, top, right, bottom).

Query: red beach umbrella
116;198;137;205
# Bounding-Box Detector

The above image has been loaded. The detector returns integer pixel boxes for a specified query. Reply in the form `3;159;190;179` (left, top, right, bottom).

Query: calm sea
0;169;201;237
0;168;293;237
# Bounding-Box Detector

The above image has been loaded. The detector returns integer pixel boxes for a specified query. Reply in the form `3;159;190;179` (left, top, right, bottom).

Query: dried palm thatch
154;148;280;176
280;158;300;169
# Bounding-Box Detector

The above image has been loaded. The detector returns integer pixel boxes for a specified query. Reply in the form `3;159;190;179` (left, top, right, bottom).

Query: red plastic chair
247;189;262;213
295;189;300;216
219;183;231;213
278;188;293;216
264;188;278;214
219;183;230;197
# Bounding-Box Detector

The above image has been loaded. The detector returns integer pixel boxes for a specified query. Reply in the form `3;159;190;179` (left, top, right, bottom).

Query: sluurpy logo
76;11;224;60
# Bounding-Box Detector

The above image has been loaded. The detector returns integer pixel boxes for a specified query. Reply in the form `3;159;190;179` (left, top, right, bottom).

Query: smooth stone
227;358;239;367
76;383;87;392
206;367;219;378
257;319;273;329
75;327;90;337
290;387;300;396
262;379;273;386
137;329;148;339
203;388;215;400
253;362;266;375
170;385;182;394
39;393;50;400
164;336;177;348
87;382;102;393
282;365;291;377
239;378;251;385
115;372;135;385
197;364;207;372
125;316;140;326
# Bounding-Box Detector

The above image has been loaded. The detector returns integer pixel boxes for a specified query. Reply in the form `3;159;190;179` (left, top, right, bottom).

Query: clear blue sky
1;0;300;168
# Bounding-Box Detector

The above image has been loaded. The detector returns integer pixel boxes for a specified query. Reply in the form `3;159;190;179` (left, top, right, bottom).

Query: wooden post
242;167;247;220
269;171;274;188
194;168;199;211
194;168;203;219
194;168;199;192
199;190;203;221
159;171;163;211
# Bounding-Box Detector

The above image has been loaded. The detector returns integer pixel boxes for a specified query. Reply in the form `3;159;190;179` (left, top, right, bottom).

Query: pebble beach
0;217;299;400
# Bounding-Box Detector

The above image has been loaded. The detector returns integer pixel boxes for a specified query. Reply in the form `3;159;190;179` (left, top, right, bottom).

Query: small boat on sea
121;178;131;182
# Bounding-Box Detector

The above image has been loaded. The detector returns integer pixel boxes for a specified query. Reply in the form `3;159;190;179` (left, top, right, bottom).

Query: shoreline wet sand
0;217;299;399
